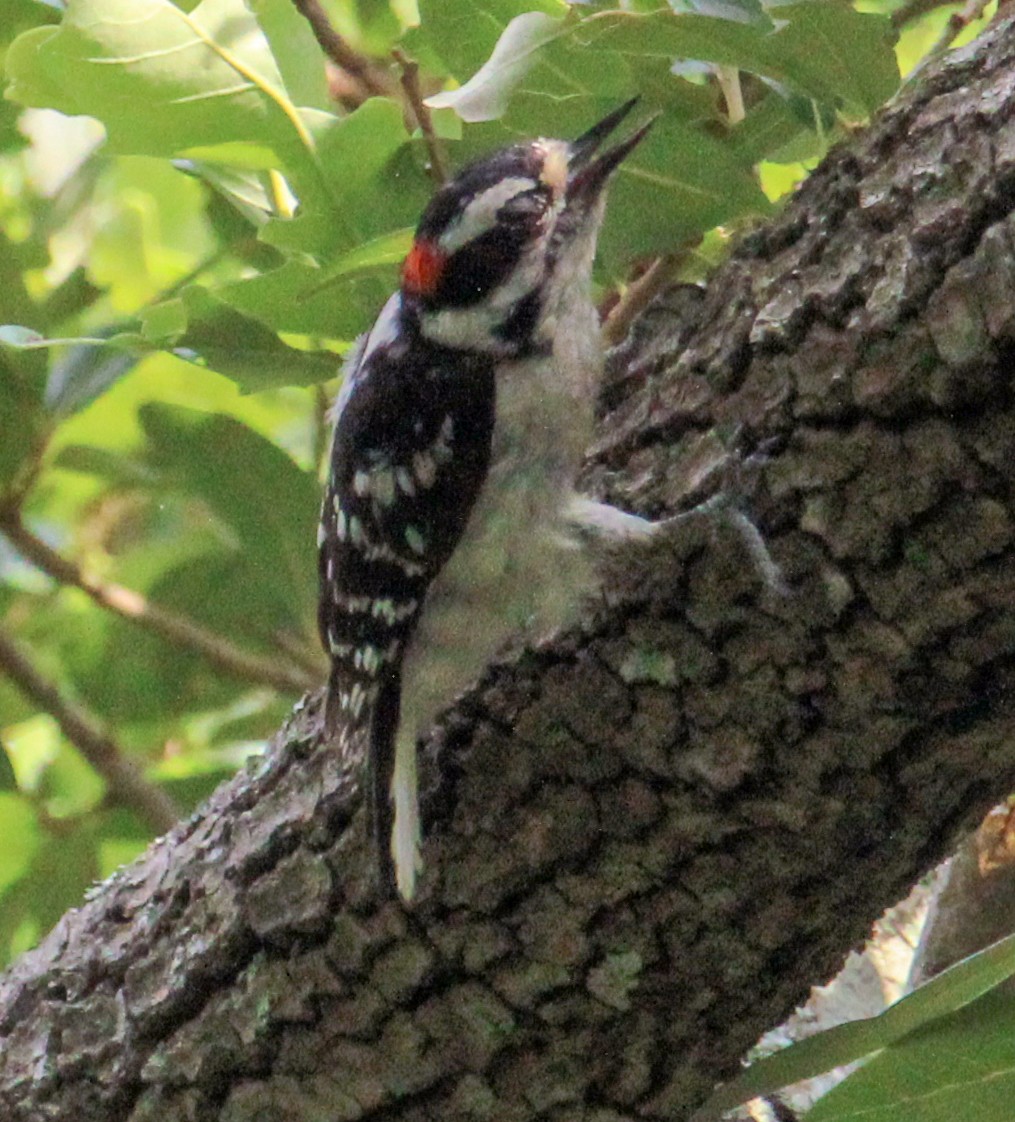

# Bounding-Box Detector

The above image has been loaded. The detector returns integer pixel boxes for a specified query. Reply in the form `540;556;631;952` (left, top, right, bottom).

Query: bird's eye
499;188;549;227
438;213;545;306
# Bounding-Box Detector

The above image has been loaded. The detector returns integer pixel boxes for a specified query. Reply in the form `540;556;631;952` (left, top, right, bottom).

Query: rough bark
5;16;1015;1122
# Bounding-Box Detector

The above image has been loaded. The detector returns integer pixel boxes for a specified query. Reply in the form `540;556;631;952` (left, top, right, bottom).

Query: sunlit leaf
427;11;565;121
809;990;1015;1122
5;0;335;206
0;793;38;892
692;931;1015;1121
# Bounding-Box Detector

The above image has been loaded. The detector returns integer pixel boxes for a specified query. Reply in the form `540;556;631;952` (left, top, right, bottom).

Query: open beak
567;98;658;201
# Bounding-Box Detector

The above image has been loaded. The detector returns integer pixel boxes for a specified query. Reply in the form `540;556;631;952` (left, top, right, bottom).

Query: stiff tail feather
324;662;419;902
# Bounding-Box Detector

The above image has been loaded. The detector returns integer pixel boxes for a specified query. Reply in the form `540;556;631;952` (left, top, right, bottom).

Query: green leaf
498;6;899;118
137;403;320;625
173;159;276;227
692;931;1015;1122
1;324;150;419
0;792;40;892
44;330;146;417
247;0;331;113
427;11;566;122
809;989;1015;1122
731;88;823;166
415;0;568;81
53;444;158;488
4;0;334;205
260;98;429;259
298;226;415;299
763;3;899;117
144;286;337;391
597;111;770;271
215;260;391;340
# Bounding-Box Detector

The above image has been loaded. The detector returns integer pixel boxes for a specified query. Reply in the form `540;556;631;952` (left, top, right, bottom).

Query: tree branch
392;48;449;185
891;0;956;28
0;628;178;834
911;0;993;69
291;0;392;101
0;511;316;695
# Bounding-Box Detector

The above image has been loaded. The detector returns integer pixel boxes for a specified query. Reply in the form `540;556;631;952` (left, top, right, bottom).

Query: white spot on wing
396;467;416;496
404;525;426;555
412;450;437;489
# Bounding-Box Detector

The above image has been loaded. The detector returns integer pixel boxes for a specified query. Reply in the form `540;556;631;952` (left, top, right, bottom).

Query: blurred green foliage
0;0;990;978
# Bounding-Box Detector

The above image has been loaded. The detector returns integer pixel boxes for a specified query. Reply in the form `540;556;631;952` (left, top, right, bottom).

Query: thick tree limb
5;15;1015;1122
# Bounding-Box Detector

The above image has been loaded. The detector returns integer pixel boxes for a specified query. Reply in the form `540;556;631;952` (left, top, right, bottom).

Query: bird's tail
325;666;419;902
368;675;400;897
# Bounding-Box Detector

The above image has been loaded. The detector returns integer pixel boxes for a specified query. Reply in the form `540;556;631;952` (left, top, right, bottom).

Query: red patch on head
402;239;447;297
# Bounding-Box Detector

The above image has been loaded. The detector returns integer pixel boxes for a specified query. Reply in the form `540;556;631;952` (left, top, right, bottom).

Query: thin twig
0;628;179;834
291;0;391;100
715;65;745;125
602;255;681;346
393;48;449;185
274;627;328;679
909;0;993;70
891;0;957;28
0;512;316;695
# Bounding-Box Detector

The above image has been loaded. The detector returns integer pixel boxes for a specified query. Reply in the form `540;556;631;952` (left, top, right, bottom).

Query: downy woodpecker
319;101;658;902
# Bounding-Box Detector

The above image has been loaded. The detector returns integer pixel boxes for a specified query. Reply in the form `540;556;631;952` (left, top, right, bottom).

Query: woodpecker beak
567;98;657;201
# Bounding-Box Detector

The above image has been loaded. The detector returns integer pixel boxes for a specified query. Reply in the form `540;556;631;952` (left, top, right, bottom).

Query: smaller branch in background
602;254;682;346
274;627;328;680
393;48;449;185
0;628;179;834
291;0;392;101
313;381;331;474
891;0;957;28
909;0;994;68
0;511;317;695
715;65;746;125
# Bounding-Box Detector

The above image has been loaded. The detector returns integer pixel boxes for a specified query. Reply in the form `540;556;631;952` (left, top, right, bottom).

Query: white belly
399;352;596;738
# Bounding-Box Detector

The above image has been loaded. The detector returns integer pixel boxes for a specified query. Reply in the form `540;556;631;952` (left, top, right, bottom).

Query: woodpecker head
400;100;655;355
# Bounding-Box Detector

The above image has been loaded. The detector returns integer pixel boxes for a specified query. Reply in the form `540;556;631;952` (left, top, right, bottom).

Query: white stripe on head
438;177;538;253
419;241;546;353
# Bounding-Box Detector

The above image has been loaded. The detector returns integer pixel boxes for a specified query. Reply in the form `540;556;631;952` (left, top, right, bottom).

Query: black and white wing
318;294;495;896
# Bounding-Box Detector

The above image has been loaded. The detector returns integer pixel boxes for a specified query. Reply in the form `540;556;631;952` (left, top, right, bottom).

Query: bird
318;99;659;903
